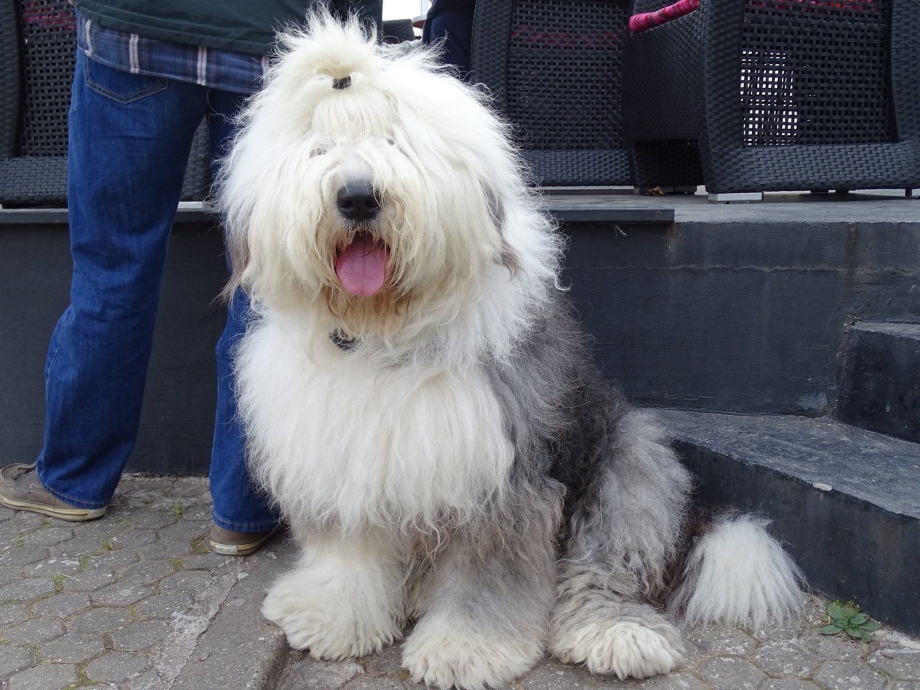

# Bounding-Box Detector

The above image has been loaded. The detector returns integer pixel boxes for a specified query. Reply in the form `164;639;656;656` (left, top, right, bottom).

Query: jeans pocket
84;56;168;104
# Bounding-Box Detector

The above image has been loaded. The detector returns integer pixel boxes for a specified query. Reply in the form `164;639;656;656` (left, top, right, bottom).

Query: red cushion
629;0;699;32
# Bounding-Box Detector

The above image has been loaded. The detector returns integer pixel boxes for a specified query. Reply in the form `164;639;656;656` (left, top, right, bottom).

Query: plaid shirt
76;13;270;94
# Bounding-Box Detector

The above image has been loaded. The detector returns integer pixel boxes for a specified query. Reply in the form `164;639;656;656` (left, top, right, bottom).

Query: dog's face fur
219;13;531;344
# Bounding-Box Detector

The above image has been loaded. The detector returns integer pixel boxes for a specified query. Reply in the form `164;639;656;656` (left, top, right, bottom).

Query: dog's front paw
551;612;684;680
263;576;401;659
402;614;542;690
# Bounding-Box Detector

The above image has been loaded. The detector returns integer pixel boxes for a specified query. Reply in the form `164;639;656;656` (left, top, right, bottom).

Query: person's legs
331;0;383;30
34;52;207;509
206;90;281;543
422;0;476;78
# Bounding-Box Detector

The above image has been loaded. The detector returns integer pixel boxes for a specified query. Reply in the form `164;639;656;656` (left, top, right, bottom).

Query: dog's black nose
337;181;380;222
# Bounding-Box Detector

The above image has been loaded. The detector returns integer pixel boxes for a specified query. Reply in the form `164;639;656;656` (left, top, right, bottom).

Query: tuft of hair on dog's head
216;8;558;345
274;8;379;86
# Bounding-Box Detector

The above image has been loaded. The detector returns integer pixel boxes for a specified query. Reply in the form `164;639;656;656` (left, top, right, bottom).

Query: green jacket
73;1;383;55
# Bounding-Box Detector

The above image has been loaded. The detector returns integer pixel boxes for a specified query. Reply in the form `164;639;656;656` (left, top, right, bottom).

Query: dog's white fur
236;317;516;533
402;608;546;690
671;515;806;631
219;12;803;688
220;15;557;354
261;531;406;658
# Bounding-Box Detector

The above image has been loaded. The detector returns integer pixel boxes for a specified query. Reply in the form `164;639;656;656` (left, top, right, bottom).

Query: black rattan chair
382;18;416;44
470;0;635;187
0;0;73;205
0;0;210;206
623;0;920;196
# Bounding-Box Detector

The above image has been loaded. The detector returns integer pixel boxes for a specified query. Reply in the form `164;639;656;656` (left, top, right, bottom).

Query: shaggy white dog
217;12;803;689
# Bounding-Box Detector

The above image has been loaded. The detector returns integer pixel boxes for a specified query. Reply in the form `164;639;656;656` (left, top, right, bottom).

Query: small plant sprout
821;601;881;641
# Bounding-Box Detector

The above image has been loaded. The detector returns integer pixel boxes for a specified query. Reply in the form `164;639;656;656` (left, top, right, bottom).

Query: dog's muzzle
333;179;390;297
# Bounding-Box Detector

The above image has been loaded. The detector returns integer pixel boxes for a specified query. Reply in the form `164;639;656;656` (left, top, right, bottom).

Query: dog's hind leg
550;410;692;680
263;528;407;659
402;481;562;690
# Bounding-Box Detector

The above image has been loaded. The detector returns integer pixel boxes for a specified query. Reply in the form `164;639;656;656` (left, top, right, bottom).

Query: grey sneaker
0;463;107;522
209;523;282;556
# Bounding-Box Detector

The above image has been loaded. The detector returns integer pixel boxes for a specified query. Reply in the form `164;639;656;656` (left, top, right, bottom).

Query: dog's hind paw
550;615;684;680
402;614;542;690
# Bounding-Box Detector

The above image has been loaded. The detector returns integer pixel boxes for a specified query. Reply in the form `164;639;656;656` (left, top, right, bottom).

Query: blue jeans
423;0;476;78
37;50;279;532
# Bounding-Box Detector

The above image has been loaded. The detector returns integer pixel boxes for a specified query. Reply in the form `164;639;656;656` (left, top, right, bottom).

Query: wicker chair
381;18;416;44
470;0;635;187
0;0;73;205
0;0;210;207
623;0;920;196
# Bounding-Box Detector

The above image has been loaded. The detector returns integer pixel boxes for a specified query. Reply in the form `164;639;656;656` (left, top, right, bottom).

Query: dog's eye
386;137;412;160
310;146;328;158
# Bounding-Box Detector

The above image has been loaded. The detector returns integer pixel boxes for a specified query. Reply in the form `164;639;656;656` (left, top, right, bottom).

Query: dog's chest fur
237;315;516;531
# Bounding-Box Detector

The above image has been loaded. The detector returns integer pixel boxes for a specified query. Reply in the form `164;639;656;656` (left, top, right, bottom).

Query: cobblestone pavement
0;475;287;690
279;595;920;690
2;474;919;690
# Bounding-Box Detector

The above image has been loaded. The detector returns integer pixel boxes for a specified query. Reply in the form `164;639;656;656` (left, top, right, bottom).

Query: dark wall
563;220;920;416
0;222;227;475
2;217;919;474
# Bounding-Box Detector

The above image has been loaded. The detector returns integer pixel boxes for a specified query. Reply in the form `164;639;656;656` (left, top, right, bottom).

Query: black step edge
837;321;920;444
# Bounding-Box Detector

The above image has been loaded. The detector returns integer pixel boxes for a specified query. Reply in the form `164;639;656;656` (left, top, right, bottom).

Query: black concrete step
657;409;920;636
0;194;677;225
837;321;920;443
4;193;918;474
565;195;920;417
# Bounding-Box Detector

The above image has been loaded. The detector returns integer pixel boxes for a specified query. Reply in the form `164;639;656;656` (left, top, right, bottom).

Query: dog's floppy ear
483;183;506;234
499;241;521;277
483;182;521;276
221;228;250;302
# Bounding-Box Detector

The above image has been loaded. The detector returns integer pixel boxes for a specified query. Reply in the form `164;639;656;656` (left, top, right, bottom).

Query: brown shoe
209;523;282;556
0;463;107;522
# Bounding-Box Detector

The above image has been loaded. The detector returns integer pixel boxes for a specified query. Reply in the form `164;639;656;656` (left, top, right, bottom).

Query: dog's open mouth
334;230;391;297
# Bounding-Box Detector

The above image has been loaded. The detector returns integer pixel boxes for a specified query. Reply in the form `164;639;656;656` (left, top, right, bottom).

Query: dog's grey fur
402;297;694;680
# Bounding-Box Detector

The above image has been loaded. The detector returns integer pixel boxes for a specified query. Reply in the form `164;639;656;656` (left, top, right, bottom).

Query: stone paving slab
2;474;920;690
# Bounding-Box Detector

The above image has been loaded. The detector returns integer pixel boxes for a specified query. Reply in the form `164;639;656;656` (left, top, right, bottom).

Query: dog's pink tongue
335;235;390;296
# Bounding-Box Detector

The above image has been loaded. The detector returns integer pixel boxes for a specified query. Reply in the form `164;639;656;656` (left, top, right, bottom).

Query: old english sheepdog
217;12;804;689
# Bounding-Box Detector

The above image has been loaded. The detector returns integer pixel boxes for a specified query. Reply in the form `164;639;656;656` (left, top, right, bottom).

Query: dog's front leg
262;529;407;659
402;485;561;690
